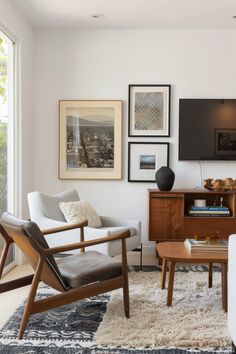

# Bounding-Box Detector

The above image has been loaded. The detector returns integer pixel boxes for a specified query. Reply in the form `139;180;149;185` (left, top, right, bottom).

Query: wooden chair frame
0;221;130;339
0;225;34;294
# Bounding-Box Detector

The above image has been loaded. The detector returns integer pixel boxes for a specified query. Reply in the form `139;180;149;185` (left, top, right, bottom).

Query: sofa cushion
58;251;122;288
34;189;80;222
60;200;102;228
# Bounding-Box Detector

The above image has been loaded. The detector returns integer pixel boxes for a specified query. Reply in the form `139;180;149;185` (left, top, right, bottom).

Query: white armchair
27;190;142;265
228;234;236;353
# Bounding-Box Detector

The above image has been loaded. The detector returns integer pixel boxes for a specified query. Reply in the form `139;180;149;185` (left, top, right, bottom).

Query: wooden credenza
148;189;236;242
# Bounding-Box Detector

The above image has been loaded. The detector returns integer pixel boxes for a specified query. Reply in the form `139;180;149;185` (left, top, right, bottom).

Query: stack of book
185;238;228;253
188;205;230;217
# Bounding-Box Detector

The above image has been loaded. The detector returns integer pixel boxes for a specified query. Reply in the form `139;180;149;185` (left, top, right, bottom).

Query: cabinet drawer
149;195;184;241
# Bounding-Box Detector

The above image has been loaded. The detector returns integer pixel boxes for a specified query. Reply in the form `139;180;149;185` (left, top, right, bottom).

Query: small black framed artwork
128;142;169;182
128;84;171;137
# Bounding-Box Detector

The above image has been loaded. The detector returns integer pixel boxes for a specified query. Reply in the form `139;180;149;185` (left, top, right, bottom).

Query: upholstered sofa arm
44;230;130;255
100;216;141;232
31;215;141;256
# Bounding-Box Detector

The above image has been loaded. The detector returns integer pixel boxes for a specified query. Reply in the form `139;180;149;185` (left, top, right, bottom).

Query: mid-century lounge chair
0;212;130;339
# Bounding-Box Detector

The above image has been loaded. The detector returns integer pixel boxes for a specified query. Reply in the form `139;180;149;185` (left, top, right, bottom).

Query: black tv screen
179;99;236;161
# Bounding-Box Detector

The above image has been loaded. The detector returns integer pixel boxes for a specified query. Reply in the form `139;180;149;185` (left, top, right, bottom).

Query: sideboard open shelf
148;189;236;242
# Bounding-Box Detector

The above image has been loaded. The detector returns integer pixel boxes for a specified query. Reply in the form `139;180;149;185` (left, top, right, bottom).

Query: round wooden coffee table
156;242;228;311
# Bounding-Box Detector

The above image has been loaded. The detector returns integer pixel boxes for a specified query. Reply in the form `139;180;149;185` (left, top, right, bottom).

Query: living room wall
33;28;236;251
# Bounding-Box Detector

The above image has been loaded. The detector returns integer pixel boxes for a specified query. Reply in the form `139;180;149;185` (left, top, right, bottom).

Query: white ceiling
11;0;236;29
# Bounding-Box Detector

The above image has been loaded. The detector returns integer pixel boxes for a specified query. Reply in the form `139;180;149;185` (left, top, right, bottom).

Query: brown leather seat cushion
58;251;122;288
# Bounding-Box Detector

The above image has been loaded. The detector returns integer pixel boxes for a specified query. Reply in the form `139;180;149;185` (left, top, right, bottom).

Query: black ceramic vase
155;166;175;191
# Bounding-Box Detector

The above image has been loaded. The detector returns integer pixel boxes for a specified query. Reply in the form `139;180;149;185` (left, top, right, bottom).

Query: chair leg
139;243;143;270
208;263;213;288
0;230;33;294
123;282;129;318
18;257;44;339
131;243;142;270
122;239;130;318
0;239;11;280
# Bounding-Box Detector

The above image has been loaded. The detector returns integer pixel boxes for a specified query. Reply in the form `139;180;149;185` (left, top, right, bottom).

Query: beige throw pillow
60;200;102;228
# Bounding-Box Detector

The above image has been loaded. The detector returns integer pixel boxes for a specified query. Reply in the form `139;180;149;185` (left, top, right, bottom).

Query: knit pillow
60;200;102;228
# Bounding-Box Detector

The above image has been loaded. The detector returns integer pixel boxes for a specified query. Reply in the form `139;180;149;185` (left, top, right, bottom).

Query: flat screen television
179;99;236;161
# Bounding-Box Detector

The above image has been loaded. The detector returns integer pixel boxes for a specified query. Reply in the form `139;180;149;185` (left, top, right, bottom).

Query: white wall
33;29;236;250
0;0;35;217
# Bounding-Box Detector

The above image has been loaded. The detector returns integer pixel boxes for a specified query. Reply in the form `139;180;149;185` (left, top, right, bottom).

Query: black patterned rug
0;266;231;354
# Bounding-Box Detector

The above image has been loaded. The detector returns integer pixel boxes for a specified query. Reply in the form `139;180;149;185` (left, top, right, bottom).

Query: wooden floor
0;252;159;328
0;263;33;327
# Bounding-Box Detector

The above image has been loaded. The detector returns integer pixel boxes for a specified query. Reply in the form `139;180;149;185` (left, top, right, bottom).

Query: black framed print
128;84;171;137
128;142;169;182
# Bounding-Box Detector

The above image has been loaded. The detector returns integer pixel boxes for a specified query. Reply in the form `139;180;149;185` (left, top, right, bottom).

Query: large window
0;30;15;269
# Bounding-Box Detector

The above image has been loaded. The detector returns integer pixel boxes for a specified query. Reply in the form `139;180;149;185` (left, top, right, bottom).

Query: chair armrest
44;229;130;255
42;220;88;235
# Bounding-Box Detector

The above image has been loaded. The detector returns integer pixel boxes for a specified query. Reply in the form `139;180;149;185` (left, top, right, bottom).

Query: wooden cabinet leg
167;260;175;306
155;242;158;258
221;262;227;312
156;243;163;265
208;263;213;288
161;259;167;289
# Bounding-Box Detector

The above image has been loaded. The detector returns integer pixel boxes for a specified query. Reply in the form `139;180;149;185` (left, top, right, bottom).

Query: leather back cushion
23;221;62;277
1;212;63;283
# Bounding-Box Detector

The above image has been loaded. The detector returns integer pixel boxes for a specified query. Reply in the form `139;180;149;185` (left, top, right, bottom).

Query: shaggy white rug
95;270;231;350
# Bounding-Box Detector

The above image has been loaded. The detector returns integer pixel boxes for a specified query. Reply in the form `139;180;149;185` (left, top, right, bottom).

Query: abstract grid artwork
135;92;164;130
128;85;170;137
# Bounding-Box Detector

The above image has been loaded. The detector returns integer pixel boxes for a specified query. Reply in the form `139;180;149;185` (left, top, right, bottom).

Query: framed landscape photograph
59;100;122;179
128;84;170;137
128;142;169;182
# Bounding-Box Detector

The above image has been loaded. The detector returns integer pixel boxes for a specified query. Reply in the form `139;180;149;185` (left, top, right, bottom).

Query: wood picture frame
59;100;122;179
128;84;171;137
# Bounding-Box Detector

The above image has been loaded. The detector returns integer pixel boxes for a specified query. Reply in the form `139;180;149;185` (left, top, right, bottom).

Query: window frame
0;24;21;270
